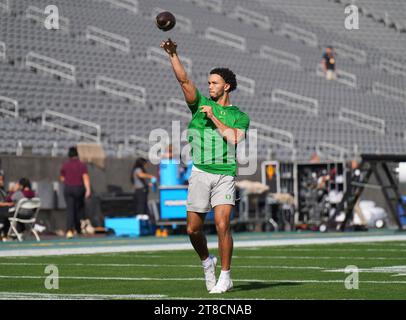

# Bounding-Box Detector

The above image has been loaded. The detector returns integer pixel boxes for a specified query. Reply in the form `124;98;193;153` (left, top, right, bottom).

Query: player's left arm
200;106;247;145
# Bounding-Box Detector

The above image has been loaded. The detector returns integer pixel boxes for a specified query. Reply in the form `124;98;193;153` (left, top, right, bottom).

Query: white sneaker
203;255;217;292
209;278;233;294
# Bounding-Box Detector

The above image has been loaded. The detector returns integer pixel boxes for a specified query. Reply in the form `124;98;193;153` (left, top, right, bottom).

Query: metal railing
372;82;406;103
124;134;150;158
0;0;10;12
278;23;318;47
103;0;138;14
271;89;319;115
42;110;101;142
204;27;246;51
147;47;192;74
26;52;76;82
332;41;367;64
236;74;255;95
86;26;130;53
0;41;5;61
166;98;191;119
335;69;357;88
251;120;294;149
316;64;357;88
339;108;385;135
316;142;349;162
228;5;271;30
259;45;301;69
95;75;146;104
379;58;406;77
193;0;222;13
0;96;18;118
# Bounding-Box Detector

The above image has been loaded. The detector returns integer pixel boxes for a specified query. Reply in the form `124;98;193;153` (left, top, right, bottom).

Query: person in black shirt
322;46;336;80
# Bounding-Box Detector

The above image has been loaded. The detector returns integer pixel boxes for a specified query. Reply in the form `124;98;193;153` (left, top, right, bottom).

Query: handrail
316;142;349;161
103;0;138;14
0;95;18;118
95;75;146;104
332;41;367;64
372;82;406;103
316;64;357;88
0;0;10;12
42;109;101;142
228;5;271;30
193;0;222;13
271;89;319;115
335;68;357;88
251;120;294;149
279;23;318;47
379;57;406;77
259;45;301;69
124;134;150;158
236;74;255;95
0;41;5;61
86;26;130;53
166;98;191;119
204;27;246;51
339;108;385;135
147;47;192;74
26;51;76;82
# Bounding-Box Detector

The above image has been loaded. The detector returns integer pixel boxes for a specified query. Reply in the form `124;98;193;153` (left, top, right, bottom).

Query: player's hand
160;38;177;56
200;105;214;119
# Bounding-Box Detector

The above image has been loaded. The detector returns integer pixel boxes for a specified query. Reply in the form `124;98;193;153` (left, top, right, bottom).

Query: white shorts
186;167;235;213
326;70;336;80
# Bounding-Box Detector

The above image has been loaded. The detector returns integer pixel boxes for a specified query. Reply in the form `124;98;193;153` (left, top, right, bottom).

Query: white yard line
0;292;166;300
0;262;324;270
260;248;406;252
0;275;405;284
234;256;406;260
0;292;263;300
1;234;406;257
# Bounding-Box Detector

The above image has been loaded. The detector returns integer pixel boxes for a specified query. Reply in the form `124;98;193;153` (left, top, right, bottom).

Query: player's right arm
160;38;197;105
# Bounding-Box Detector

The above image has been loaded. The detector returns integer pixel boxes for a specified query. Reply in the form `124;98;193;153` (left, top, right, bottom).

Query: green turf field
0;240;406;299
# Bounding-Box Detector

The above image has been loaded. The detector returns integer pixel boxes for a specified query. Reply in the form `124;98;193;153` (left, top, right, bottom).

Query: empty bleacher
0;0;405;161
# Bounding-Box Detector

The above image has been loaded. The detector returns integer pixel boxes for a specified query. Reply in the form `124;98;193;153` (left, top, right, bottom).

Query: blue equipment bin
104;217;151;237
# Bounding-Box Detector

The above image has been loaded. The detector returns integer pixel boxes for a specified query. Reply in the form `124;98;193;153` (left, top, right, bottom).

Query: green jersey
186;89;250;176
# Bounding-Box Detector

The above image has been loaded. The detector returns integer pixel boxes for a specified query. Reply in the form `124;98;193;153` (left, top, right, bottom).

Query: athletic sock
219;269;231;281
202;256;213;269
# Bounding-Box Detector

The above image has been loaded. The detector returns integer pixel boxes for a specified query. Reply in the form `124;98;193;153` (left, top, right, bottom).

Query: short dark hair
18;177;32;190
210;68;237;92
134;157;147;169
68;146;78;158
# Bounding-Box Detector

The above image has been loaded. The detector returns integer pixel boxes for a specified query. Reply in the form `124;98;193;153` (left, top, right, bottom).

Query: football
155;11;176;32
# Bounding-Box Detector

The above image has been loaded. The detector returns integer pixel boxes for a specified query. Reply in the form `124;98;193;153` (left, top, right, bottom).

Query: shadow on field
232;282;301;292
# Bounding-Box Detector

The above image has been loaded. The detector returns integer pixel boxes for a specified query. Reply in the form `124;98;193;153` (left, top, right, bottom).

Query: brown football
156;11;176;32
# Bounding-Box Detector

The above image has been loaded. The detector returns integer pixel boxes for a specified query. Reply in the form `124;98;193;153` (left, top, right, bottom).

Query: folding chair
7;198;41;242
